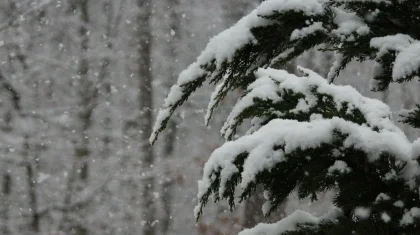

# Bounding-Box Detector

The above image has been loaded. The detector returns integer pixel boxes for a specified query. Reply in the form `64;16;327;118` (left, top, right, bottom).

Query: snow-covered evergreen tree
151;0;420;234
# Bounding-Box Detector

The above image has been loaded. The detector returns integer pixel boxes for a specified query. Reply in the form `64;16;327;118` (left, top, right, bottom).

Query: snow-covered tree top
151;0;420;234
150;0;420;144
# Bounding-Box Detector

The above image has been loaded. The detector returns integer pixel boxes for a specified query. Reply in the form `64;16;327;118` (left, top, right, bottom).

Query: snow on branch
152;0;420;144
221;66;402;140
195;116;416;216
193;68;420;232
149;0;420;234
239;210;321;235
150;0;330;144
239;208;342;235
393;42;420;81
194;117;420;234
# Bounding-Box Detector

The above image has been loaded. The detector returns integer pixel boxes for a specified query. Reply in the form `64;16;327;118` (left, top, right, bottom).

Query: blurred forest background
0;0;418;235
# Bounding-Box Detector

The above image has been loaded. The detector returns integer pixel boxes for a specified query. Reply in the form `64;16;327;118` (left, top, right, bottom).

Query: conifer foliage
151;0;420;234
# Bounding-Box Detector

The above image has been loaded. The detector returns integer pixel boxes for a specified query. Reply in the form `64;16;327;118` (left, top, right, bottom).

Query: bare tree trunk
23;136;41;234
0;70;16;235
0;3;39;232
136;1;155;235
0;171;11;235
71;1;91;234
0;4;21;229
160;120;176;234
60;1;92;234
97;0;125;159
159;0;181;234
98;0;116;161
76;0;91;184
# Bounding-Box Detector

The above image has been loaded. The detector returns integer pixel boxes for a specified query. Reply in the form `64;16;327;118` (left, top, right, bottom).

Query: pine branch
400;104;420;129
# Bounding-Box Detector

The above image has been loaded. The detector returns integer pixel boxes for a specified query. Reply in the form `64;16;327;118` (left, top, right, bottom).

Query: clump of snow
238;210;319;235
375;193;391;202
393;200;404;208
332;21;369;41
334;0;392;4
310;113;324;121
393;41;420;81
370;34;414;57
257;0;326;17
262;200;272;216
365;8;381;22
354;207;371;219
290;22;326;41
369;34;420;86
332;9;370;41
400;207;420;226
327;52;344;82
239;207;342;235
381;212;391;223
328;160;351;175
384;169;397;181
